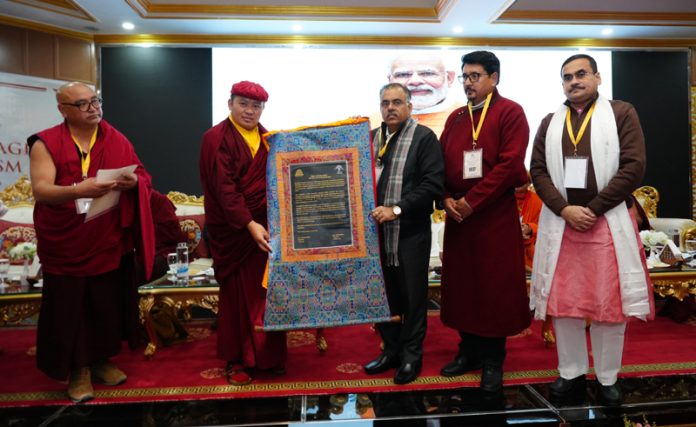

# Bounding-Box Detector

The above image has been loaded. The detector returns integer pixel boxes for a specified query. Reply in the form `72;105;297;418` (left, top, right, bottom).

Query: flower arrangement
624;415;656;427
639;230;669;248
9;241;37;261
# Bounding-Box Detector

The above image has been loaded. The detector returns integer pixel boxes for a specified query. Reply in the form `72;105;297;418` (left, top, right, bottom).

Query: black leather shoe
480;364;503;393
394;360;421;385
364;354;399;375
596;382;623;407
549;375;587;400
440;357;482;377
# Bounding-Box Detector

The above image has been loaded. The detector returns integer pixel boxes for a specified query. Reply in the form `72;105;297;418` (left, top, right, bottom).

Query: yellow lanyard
467;91;493;149
377;130;395;161
565;102;596;155
71;128;98;178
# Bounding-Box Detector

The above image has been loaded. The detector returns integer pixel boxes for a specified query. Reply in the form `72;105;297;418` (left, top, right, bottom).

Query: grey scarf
373;118;418;266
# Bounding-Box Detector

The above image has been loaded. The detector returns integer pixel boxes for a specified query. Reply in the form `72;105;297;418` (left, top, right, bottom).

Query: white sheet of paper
85;164;137;222
564;157;588;189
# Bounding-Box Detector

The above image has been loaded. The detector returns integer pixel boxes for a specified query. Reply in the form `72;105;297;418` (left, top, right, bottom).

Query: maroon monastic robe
150;190;186;258
28;119;155;380
199;118;286;369
29;120;154;277
439;90;532;337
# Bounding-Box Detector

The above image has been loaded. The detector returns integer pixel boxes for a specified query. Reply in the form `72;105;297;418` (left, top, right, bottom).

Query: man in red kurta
199;81;286;386
439;51;531;394
28;82;155;403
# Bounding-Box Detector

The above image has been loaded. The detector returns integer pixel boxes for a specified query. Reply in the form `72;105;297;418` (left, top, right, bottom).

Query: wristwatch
392;205;402;217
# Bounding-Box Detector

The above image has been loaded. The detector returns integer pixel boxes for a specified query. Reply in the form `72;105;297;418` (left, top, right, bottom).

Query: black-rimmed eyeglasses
61;97;103;112
458;72;489;83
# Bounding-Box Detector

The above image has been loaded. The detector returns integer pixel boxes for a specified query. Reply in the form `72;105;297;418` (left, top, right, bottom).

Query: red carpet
0;314;695;407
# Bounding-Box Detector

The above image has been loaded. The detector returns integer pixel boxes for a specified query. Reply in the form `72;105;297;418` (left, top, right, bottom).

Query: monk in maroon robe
134;190;187;283
199;80;286;386
28;82;155;403
439;51;531;394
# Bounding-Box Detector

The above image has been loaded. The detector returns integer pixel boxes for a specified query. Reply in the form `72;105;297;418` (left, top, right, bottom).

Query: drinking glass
0;258;9;287
167;253;178;280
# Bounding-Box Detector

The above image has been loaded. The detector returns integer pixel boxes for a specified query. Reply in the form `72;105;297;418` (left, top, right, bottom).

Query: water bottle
670;229;681;249
176;242;189;284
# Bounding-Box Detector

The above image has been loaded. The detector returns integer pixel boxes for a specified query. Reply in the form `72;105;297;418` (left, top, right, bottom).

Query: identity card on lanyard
463;92;492;180
72;128;98;214
563;103;595;189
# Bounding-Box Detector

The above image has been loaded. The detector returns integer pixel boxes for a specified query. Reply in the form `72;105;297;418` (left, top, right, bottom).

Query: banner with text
0;73;64;189
263;118;391;330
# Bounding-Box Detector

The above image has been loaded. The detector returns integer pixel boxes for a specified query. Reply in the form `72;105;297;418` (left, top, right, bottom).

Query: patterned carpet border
2;361;695;405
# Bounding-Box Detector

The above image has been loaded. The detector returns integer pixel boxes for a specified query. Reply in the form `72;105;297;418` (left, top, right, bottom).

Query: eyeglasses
61;97;103;112
458;72;489;83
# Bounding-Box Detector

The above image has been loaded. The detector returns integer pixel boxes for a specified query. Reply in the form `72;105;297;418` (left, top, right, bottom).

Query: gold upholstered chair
633;185;696;250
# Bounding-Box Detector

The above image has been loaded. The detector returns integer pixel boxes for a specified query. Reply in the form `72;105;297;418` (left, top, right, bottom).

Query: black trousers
457;331;507;367
377;227;431;364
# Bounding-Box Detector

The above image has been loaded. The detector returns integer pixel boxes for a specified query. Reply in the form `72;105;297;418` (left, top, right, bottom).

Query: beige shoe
67;367;94;403
90;360;127;386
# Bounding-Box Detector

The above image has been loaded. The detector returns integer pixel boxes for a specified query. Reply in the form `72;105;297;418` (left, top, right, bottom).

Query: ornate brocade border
691;86;696;219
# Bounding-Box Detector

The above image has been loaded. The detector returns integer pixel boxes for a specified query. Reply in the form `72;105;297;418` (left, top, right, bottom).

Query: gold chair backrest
633;185;659;219
0;175;34;207
166;191;204;206
683;226;696;244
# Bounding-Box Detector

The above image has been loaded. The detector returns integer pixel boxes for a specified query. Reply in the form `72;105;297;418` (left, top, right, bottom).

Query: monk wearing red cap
199;80;286;385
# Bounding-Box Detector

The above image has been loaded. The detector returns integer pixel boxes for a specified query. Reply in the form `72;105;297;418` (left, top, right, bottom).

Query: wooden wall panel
26;30;54;79
0;25;26;75
54;36;93;82
0;23;95;83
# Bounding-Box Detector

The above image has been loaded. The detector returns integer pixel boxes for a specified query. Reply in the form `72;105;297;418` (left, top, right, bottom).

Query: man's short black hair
560;54;598;76
461;51;500;83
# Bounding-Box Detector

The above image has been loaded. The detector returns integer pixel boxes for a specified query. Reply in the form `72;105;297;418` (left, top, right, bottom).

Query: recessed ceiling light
453;26;463;34
292;24;303;32
122;22;135;30
601;28;614;36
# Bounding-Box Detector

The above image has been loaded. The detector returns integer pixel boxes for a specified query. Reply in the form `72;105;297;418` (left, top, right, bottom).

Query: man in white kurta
530;54;653;407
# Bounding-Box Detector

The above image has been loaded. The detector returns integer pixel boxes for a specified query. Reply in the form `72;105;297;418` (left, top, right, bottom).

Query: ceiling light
292;24;303;32
453;26;463;34
122;22;135;30
601;28;614;36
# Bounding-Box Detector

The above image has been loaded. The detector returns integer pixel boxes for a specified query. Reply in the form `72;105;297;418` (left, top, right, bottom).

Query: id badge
75;198;92;214
463;149;483;179
564;156;588;189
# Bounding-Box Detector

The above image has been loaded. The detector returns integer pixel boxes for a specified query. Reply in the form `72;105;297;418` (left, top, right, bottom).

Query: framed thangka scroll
263;118;391;330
